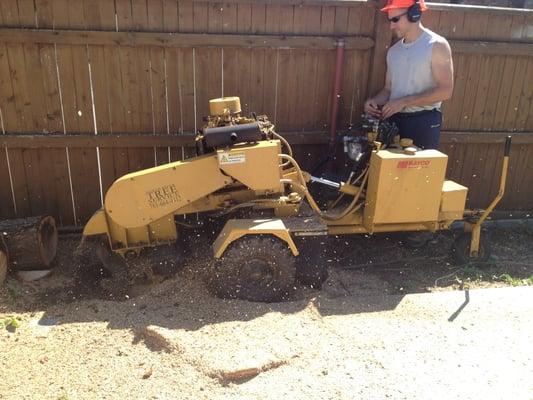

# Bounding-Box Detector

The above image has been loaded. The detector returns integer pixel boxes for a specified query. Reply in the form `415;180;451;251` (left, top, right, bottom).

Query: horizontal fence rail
0;28;376;50
2;131;533;148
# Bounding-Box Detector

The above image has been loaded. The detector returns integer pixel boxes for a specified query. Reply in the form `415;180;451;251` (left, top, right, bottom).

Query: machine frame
77;97;511;302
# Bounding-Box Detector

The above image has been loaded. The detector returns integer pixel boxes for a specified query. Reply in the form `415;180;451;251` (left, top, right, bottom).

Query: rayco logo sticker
146;184;182;208
397;160;431;169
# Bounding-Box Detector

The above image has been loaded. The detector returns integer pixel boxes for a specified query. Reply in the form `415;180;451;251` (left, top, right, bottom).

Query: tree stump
0;216;58;271
0;234;7;285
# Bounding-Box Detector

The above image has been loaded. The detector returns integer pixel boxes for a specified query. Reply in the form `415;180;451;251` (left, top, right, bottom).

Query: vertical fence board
502;144;533;210
368;6;392;99
0;150;15;218
295;6;322;130
479;55;507;131
165;48;180;135
457;13;489;131
360;5;375;36
274;5;295;131
177;48;195;135
150;48;168;134
246;4;265;115
163;0;179;137
177;1;195;140
21;148;48;216
0;44;20;133
517;58;533;131
503;57;529;130
3;148;30;217
121;0;155;169
221;3;239;101
5;43;33;132
148;1;168;135
84;0;124;196
493;56;519;131
468;56;493;131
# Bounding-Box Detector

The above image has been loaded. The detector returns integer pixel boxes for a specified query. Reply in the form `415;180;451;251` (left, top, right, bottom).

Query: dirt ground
0;223;532;399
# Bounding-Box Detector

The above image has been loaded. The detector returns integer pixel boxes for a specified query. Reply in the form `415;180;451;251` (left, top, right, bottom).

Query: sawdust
0;226;532;399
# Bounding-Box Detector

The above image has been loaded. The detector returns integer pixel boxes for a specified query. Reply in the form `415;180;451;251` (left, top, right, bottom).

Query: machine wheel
452;231;492;265
94;242;131;297
294;237;329;289
210;235;296;302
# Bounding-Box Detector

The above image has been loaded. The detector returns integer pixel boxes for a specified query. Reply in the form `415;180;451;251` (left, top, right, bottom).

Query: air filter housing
209;97;242;116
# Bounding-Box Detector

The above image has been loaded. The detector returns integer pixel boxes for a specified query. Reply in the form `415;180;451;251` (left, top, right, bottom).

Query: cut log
0;234;7;285
0;216;58;271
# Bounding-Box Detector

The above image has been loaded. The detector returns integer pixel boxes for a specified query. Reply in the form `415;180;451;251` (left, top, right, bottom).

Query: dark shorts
389;109;442;150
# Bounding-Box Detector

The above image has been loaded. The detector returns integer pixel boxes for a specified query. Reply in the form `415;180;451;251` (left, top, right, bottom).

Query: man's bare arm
381;41;454;118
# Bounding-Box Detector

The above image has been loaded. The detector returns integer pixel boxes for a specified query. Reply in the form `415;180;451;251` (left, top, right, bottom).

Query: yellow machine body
104;140;282;227
365;149;448;226
217;141;284;193
83;139;292;254
104;153;232;229
362;149;466;229
440;180;468;221
317;148;466;236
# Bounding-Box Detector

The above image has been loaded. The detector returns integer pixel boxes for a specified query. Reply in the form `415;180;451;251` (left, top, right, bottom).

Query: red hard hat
381;0;428;12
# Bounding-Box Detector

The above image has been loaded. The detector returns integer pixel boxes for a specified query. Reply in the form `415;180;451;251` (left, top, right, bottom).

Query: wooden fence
0;0;532;226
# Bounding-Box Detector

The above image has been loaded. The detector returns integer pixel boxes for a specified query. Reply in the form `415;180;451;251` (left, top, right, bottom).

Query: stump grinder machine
76;97;511;302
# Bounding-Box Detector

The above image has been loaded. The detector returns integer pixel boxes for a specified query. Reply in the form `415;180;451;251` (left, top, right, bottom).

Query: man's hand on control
381;98;407;119
364;98;382;118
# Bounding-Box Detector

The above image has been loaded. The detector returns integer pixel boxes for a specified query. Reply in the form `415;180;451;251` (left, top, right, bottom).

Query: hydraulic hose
269;127;293;167
278;154;368;221
325;170;368;220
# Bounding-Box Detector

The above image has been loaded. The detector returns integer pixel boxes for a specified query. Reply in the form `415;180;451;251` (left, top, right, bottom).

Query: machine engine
196;97;275;152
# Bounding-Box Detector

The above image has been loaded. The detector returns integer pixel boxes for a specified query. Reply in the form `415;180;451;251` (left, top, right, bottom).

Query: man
364;0;454;149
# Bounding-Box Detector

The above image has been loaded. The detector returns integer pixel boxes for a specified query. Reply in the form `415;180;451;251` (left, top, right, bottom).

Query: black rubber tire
294;237;329;289
74;237;107;283
209;235;296;302
452;231;491;265
94;241;130;298
74;237;129;298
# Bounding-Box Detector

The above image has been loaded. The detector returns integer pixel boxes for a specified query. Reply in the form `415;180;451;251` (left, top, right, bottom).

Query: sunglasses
387;12;408;23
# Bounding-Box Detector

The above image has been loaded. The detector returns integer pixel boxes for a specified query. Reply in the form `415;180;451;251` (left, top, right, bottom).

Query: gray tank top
387;27;446;113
